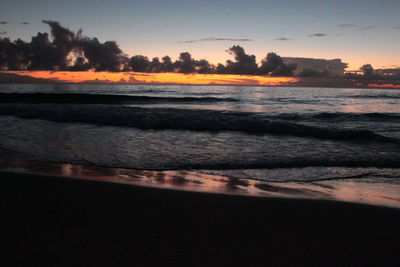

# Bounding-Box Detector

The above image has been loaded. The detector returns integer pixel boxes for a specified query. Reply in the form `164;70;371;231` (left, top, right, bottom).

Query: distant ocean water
0;83;400;184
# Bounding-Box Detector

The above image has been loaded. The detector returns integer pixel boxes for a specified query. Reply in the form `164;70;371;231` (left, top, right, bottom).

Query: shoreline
2;165;400;266
1;158;399;209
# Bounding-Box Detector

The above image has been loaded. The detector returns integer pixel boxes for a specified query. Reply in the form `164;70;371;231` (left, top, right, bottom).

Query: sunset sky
9;71;298;86
1;0;399;70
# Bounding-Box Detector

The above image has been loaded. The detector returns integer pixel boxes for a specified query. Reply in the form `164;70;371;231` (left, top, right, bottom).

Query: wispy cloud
21;22;30;25
356;26;375;31
337;24;358;28
308;33;328;38
338;24;377;31
0;21;10;25
0;31;7;35
176;37;254;44
274;37;292;41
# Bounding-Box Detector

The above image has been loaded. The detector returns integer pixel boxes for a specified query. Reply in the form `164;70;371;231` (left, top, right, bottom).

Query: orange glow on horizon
368;84;400;89
9;71;298;86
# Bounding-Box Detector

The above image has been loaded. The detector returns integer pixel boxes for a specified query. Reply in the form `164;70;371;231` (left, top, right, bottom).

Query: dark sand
2;171;400;266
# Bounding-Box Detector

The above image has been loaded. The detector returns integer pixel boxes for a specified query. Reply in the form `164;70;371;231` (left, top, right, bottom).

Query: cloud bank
0;20;294;75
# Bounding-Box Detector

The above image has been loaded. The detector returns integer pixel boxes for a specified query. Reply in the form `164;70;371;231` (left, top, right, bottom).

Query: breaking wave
263;112;400;122
0;103;398;144
343;94;400;99
0;92;238;104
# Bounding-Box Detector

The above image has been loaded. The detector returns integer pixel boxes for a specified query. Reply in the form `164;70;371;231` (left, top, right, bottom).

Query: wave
183;159;400;170
0;93;238;104
195;167;400;183
343;94;400;99
267;112;400;122
0;103;398;144
265;97;321;105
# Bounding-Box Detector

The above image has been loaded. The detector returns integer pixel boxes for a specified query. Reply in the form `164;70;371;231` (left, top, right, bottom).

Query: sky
1;0;399;70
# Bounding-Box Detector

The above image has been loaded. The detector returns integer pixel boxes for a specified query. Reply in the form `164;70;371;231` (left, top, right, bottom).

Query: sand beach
2;159;399;266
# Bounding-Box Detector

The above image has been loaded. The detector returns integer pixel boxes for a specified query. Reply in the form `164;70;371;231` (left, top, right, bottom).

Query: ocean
1;83;400;188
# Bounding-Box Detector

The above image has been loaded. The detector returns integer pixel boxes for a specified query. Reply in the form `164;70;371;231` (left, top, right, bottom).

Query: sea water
0;83;399;184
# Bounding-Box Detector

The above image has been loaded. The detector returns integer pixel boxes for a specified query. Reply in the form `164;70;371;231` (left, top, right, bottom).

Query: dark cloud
80;38;128;71
29;32;59;70
195;59;213;74
0;21;9;25
0;21;300;76
360;64;374;76
40;20;77;69
148;57;163;73
274;37;292;41
337;24;358;28
0;31;7;35
259;52;283;74
175;52;196;73
1;20;128;71
215;63;227;74
0;38;31;70
225;45;258;75
177;37;253;44
308;33;328;37
128;55;149;72
258;52;297;76
21;22;30;25
161;56;174;72
128;54;194;73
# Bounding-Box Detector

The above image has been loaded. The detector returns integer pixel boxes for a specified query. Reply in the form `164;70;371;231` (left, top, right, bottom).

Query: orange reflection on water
10;71;298;86
1;159;399;208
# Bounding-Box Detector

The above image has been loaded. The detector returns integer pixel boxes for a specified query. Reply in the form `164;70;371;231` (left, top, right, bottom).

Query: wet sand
2;167;400;266
1;158;399;208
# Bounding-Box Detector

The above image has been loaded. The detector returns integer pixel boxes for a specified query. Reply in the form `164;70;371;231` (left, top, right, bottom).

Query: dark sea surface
1;83;400;185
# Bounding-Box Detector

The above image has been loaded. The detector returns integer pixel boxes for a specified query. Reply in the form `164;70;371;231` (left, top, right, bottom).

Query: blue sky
1;0;399;69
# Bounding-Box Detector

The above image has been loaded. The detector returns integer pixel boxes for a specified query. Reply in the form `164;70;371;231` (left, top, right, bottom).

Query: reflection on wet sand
0;158;399;208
